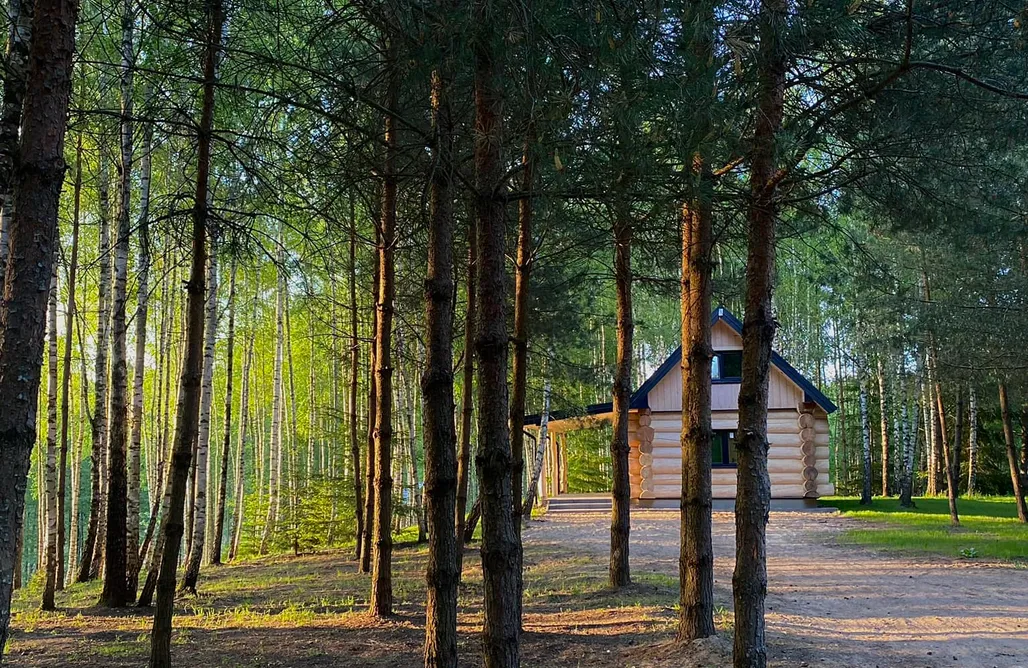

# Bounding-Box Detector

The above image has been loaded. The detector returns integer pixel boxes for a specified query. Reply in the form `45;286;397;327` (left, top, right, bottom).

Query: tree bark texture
678;180;715;641
0;0;78;651
182;252;218;592
370;46;398;616
212;258;237;565
733;0;787;662
422;21;459;661
473;0;521;661
148;0;221;660
999;383;1027;523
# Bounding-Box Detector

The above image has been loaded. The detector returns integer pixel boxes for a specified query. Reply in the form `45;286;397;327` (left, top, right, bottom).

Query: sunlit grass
820;496;1028;561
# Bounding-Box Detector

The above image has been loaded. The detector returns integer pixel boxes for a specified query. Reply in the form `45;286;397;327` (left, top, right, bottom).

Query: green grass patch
820;496;1028;561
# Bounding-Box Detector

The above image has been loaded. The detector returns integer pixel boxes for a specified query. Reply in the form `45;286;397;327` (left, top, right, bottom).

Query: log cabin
526;307;836;507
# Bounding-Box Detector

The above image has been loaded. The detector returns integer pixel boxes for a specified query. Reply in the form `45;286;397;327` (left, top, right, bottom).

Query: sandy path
525;510;1028;668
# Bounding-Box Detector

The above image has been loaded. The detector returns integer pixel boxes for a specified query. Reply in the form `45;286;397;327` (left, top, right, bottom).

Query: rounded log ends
639;490;655;499
641;478;654;493
639;453;653;466
799;427;816;443
797;412;814;429
639;440;653;455
799;441;815;457
802;465;818;481
638;414;652;427
638;426;655;443
803;479;818;495
640;464;652;481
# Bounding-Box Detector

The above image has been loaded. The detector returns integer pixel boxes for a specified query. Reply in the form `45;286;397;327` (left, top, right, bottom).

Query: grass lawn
819;496;1028;563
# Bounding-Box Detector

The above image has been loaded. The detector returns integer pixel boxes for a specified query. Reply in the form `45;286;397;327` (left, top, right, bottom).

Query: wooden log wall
632;407;832;499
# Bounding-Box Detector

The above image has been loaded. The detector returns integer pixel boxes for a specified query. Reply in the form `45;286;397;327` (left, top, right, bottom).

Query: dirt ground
5;510;1028;667
529;510;1028;668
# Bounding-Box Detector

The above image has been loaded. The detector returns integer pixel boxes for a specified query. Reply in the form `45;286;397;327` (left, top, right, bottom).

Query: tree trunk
678;178;715;641
859;372;872;505
898;373;917;508
454;220;476;572
349;209;363;561
359;232;379;574
1020;405;1028;480
148;0;221;660
998;383;1027;523
181;251;218;592
609;210;633;589
877;357;890;496
42;257;59;611
100;32;136;601
260;233;285;555
0;0;33;274
522;373;550;519
473;0;521;658
80;162;113;583
212;258;236;565
509;133;534;541
59;131;83;589
949;388;964;521
733;0;787;662
0;0;78;650
229;308;254;561
967;387;978;495
370;48;397;616
422;24;459;660
126;97;152;599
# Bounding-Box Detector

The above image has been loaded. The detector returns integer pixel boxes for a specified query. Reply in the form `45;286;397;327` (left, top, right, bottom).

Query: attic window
711;351;743;382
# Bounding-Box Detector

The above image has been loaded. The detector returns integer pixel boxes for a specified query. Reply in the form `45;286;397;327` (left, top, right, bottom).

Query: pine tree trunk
967;387;978;494
148;0;221;659
126;99;152;599
181;252;218;591
229;312;254;561
733;0;787;662
454;220;476;572
0;0;33;270
349;210;363;561
678;176;715;641
473;1;521;658
877;357;890;496
422;29;459;659
370;49;397;615
998;383;1027;523
42;258;59;611
359;242;379;573
59;131;83;589
260;234;285;555
212;258;236;565
522;374;550;519
509;134;534;542
0;0;78;649
859;372;872;505
609;208;633;589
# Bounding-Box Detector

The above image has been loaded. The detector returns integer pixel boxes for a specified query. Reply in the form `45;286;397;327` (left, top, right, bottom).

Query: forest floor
7;509;1028;667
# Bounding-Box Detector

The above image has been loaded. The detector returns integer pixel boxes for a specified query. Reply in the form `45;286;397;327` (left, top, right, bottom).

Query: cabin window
711;351;743;382
711;430;738;467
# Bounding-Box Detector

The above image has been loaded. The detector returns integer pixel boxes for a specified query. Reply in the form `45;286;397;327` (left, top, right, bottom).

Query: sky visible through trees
0;0;1027;666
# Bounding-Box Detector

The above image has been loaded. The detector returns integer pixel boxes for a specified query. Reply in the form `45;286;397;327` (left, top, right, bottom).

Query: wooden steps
545;495;612;513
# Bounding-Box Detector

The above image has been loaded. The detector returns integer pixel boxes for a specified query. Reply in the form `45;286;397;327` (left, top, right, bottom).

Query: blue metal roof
629;306;837;414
